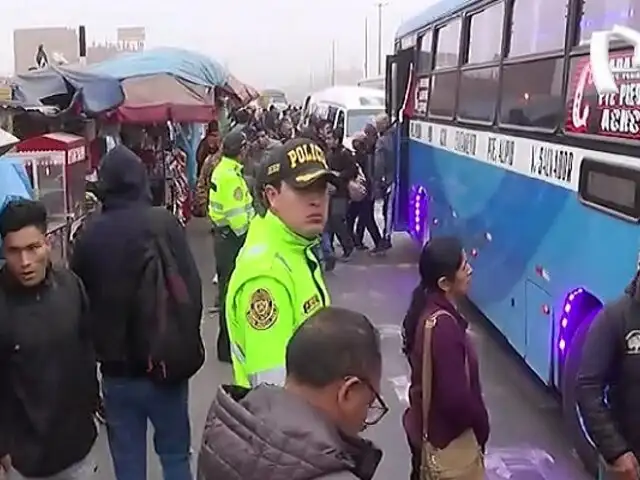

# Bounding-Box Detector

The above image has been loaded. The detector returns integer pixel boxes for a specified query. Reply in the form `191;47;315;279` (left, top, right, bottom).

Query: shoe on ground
325;256;337;272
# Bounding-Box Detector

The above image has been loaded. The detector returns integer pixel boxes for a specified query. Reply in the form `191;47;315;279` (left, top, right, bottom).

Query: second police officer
208;130;255;363
225;137;336;387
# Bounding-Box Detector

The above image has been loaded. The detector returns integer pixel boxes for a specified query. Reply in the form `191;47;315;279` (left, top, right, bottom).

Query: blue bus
387;0;640;472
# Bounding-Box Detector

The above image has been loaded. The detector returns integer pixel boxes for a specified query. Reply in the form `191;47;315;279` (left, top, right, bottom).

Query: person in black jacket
576;272;640;480
0;199;99;479
70;145;202;480
324;128;356;263
347;132;383;254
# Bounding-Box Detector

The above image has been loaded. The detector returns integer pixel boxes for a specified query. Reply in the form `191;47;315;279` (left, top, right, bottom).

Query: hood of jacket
97;145;151;209
198;385;382;480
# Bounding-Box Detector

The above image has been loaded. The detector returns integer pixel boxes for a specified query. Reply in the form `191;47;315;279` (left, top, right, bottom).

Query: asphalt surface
90;218;593;479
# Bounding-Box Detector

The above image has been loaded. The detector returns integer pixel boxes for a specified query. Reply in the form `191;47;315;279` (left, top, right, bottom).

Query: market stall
8;133;88;262
85;47;258;225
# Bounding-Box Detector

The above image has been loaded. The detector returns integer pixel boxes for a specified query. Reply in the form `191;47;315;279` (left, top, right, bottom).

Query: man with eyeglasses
197;306;385;480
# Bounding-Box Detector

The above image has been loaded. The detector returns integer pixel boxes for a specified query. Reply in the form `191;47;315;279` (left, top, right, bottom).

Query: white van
301;86;385;150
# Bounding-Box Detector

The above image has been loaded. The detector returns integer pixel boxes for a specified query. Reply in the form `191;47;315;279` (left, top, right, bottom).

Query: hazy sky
2;0;434;87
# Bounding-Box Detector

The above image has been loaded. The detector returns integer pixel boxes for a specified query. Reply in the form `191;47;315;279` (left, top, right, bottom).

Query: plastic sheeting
12;66;125;115
88;47;228;87
0;157;34;210
106;74;216;124
0;128;19;157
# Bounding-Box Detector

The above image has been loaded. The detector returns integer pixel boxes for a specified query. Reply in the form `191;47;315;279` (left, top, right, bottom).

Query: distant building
14;27;79;73
13;26;145;73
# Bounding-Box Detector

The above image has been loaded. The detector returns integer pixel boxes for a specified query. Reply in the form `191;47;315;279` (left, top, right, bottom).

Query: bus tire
560;318;599;476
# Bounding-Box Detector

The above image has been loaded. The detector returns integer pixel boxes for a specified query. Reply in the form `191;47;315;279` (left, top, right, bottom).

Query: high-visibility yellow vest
208;156;254;236
225;211;330;387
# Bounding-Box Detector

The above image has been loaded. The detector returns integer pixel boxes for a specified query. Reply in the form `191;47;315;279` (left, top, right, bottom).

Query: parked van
301;86;385;150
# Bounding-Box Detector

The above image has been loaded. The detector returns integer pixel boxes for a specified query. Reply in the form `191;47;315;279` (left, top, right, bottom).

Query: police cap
222;130;247;157
259;137;337;189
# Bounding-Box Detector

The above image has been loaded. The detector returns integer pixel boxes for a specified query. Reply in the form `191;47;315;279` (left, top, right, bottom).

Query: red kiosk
15;133;88;262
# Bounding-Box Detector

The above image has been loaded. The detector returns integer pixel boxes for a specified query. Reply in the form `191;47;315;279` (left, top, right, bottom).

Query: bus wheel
560;316;600;476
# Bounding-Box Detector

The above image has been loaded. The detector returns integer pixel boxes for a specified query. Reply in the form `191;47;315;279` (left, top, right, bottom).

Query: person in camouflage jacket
193;149;222;218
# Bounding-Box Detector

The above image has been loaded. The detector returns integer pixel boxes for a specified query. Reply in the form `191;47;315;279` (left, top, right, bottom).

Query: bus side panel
406;121;639;384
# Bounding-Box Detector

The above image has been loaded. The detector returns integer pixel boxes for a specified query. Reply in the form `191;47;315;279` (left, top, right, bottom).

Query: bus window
346;110;380;137
467;2;504;64
434;18;461;69
428;71;457;118
565;50;640;141
507;0;568;56
579;158;640;221
577;0;640;46
457;67;499;122
499;57;564;130
326;106;338;125
401;34;417;49
336;110;345;133
417;30;433;74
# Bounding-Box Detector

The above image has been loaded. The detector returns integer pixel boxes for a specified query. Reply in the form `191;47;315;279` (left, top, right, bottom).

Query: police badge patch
233;187;243;201
247;288;278;330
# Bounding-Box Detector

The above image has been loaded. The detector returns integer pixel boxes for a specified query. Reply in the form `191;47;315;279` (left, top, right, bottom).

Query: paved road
92;219;592;479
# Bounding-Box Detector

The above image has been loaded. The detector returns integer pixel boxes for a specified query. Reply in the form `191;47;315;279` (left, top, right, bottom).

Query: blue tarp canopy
0;158;34;210
88;47;229;87
12;65;125;116
0;157;34;258
395;0;475;39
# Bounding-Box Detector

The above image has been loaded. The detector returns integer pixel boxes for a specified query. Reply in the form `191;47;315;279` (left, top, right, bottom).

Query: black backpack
132;208;204;383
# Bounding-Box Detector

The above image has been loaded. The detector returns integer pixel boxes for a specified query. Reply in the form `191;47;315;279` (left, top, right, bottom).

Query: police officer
209;130;255;363
225;137;335;387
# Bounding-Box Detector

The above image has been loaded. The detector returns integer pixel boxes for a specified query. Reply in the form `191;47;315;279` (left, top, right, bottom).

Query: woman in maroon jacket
402;237;489;479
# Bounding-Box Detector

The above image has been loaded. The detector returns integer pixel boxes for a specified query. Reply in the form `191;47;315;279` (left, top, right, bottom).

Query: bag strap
421;309;469;439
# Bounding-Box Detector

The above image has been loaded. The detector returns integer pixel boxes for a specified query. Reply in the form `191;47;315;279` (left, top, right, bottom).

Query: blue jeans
102;377;192;480
320;231;333;260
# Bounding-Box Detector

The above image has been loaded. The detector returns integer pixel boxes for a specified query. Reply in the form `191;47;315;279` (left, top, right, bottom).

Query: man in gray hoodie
374;114;396;250
197;307;384;480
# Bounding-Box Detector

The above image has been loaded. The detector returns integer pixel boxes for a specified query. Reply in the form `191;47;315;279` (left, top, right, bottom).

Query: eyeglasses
360;378;389;426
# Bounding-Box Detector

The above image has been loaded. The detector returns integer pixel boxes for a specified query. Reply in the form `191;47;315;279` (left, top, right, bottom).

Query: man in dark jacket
70;145;201;480
373;114;395;250
0;199;99;479
197;306;384;480
324;129;356;262
577;273;640;479
348;133;383;254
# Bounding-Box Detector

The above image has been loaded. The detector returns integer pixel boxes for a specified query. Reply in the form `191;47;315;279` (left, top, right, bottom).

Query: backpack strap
421;309;469;439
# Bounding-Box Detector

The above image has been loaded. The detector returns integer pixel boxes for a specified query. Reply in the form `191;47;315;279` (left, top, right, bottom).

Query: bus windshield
346;109;382;136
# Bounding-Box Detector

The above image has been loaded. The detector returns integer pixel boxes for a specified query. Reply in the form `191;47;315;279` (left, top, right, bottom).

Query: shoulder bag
420;310;485;480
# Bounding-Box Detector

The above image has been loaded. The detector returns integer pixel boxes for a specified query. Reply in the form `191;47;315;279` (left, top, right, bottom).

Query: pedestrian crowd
9;98;639;480
0;96;492;480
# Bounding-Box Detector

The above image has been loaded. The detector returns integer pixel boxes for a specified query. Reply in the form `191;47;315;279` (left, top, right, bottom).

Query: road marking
378;324;402;338
388;375;410;404
485;447;555;479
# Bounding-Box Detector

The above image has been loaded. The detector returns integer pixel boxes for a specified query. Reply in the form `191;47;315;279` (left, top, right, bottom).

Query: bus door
385;48;414;232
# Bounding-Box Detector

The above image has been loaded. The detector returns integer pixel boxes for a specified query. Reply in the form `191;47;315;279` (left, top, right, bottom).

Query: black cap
222;130;247;157
260;137;337;189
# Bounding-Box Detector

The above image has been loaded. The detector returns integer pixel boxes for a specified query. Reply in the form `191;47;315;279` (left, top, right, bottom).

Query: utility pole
364;17;369;79
375;1;388;75
331;40;336;86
